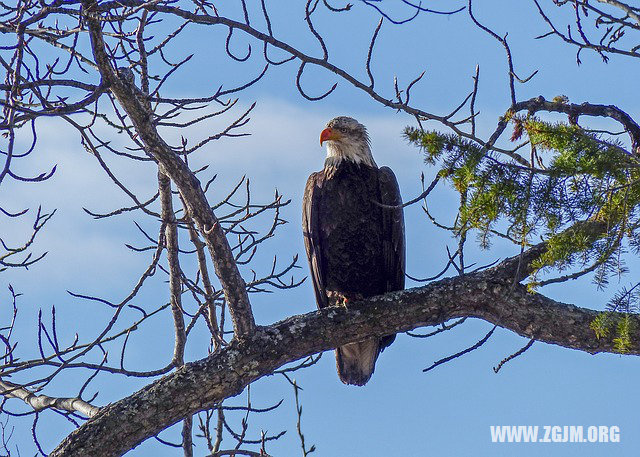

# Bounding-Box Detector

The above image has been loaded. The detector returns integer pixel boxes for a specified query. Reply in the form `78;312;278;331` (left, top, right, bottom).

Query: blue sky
2;1;640;455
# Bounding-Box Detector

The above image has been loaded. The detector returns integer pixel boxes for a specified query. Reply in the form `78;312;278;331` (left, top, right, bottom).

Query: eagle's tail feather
335;338;380;386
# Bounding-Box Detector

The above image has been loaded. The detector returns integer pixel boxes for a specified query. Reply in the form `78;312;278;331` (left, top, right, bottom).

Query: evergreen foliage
405;116;640;346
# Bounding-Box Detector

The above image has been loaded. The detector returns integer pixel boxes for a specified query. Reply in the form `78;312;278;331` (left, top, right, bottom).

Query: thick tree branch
50;252;638;456
81;0;256;337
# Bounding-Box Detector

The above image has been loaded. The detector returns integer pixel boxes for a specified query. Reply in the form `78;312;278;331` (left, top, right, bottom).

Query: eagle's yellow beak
320;127;341;145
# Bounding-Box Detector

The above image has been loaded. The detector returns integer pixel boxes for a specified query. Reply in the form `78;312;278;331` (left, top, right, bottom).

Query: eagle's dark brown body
303;159;405;385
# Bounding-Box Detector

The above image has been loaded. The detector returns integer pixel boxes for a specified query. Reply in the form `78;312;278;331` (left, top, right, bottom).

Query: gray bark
50;252;638;457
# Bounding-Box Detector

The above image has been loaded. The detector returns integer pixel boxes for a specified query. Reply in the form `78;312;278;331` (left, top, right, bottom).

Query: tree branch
50;252;638;456
492;220;609;282
158;169;186;366
596;0;640;27
0;380;99;418
81;0;256;337
511;95;640;154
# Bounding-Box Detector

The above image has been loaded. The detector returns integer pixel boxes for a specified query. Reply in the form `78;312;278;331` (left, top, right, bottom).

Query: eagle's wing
378;166;405;350
302;172;328;309
378;166;406;292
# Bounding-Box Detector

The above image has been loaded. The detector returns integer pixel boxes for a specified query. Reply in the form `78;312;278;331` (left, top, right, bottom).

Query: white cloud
2;99;430;292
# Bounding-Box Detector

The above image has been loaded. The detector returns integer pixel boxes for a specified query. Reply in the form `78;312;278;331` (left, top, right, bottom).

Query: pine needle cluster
405;117;640;292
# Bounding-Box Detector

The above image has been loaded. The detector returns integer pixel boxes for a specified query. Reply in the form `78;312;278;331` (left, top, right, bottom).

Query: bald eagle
302;116;405;386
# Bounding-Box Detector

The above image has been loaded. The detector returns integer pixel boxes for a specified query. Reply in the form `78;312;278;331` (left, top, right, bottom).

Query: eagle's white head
320;116;377;168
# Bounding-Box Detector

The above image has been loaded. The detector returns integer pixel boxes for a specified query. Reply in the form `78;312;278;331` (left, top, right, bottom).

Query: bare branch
82;0;256;337
0;380;99;418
